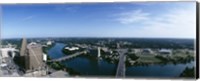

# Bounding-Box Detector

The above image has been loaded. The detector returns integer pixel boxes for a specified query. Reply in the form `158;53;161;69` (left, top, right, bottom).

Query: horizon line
1;36;195;40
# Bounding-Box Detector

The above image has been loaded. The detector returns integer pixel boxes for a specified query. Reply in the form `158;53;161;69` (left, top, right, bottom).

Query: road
49;51;86;62
115;49;127;78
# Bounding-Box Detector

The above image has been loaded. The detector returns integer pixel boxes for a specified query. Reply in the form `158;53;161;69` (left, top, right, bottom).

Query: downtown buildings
19;38;44;73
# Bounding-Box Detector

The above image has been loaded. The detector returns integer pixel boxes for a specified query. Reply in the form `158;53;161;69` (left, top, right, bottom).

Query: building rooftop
0;48;17;58
159;49;172;52
47;70;69;77
27;42;42;48
65;47;79;51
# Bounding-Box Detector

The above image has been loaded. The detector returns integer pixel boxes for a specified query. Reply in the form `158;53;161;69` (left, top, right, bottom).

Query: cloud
114;6;195;38
115;9;150;24
141;7;195;38
22;15;35;21
54;6;78;12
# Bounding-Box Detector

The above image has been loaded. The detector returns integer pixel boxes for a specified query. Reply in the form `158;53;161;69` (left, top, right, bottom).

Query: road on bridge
116;49;127;78
49;51;86;62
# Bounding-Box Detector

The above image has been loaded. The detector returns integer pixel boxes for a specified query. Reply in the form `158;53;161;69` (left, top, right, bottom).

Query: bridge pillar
98;47;101;58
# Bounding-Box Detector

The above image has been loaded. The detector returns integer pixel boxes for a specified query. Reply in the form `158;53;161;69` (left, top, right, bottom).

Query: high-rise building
19;38;44;73
20;38;27;56
25;42;43;72
19;38;27;69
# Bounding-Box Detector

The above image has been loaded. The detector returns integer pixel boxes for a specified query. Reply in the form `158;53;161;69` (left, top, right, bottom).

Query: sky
1;2;196;39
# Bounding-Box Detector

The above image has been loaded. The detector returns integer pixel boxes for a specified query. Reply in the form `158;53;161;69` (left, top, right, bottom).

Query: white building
43;53;47;62
46;41;52;45
29;42;37;45
0;48;17;59
0;47;18;64
159;49;172;55
65;47;79;51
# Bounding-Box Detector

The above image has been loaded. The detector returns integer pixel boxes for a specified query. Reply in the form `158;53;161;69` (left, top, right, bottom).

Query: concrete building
65;47;79;51
0;45;18;66
25;42;44;72
20;38;27;56
0;48;17;59
46;70;69;77
46;40;52;46
0;45;20;77
159;49;172;55
19;38;44;73
23;70;47;77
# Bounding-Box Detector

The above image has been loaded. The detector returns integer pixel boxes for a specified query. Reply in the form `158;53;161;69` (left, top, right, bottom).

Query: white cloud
115;9;150;24
114;6;196;38
142;8;195;38
54;6;78;12
22;15;35;21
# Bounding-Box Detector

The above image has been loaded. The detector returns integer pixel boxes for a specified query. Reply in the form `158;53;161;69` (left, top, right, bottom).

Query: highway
115;49;127;78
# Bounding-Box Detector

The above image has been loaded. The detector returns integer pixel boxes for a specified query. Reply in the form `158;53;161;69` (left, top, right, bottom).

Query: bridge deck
115;49;127;78
49;51;86;62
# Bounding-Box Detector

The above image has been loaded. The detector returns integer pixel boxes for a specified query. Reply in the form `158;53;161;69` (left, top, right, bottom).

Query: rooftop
47;70;69;77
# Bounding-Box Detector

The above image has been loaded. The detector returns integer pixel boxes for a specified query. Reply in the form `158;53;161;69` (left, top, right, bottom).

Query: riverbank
180;67;195;78
42;43;55;54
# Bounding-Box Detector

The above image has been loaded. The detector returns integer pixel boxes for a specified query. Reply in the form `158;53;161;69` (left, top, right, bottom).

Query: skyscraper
20;38;27;56
25;42;43;72
19;38;27;69
19;38;43;73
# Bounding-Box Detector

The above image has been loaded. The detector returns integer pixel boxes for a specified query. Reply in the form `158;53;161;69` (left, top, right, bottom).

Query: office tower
19;38;43;72
19;38;27;69
20;38;27;56
25;42;43;72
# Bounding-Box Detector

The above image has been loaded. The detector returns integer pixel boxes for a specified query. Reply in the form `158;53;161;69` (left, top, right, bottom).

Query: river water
48;43;195;78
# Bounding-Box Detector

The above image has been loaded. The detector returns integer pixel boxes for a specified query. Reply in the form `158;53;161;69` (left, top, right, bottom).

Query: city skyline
1;2;196;39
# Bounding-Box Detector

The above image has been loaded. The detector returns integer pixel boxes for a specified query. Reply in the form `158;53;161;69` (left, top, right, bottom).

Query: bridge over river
115;49;127;78
48;51;87;62
48;48;134;78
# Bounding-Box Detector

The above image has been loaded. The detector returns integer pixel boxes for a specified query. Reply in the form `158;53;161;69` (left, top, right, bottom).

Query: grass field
132;49;195;64
135;53;161;63
171;50;194;61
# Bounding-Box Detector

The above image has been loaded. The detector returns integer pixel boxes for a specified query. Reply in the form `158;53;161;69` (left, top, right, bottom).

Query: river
48;43;195;78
